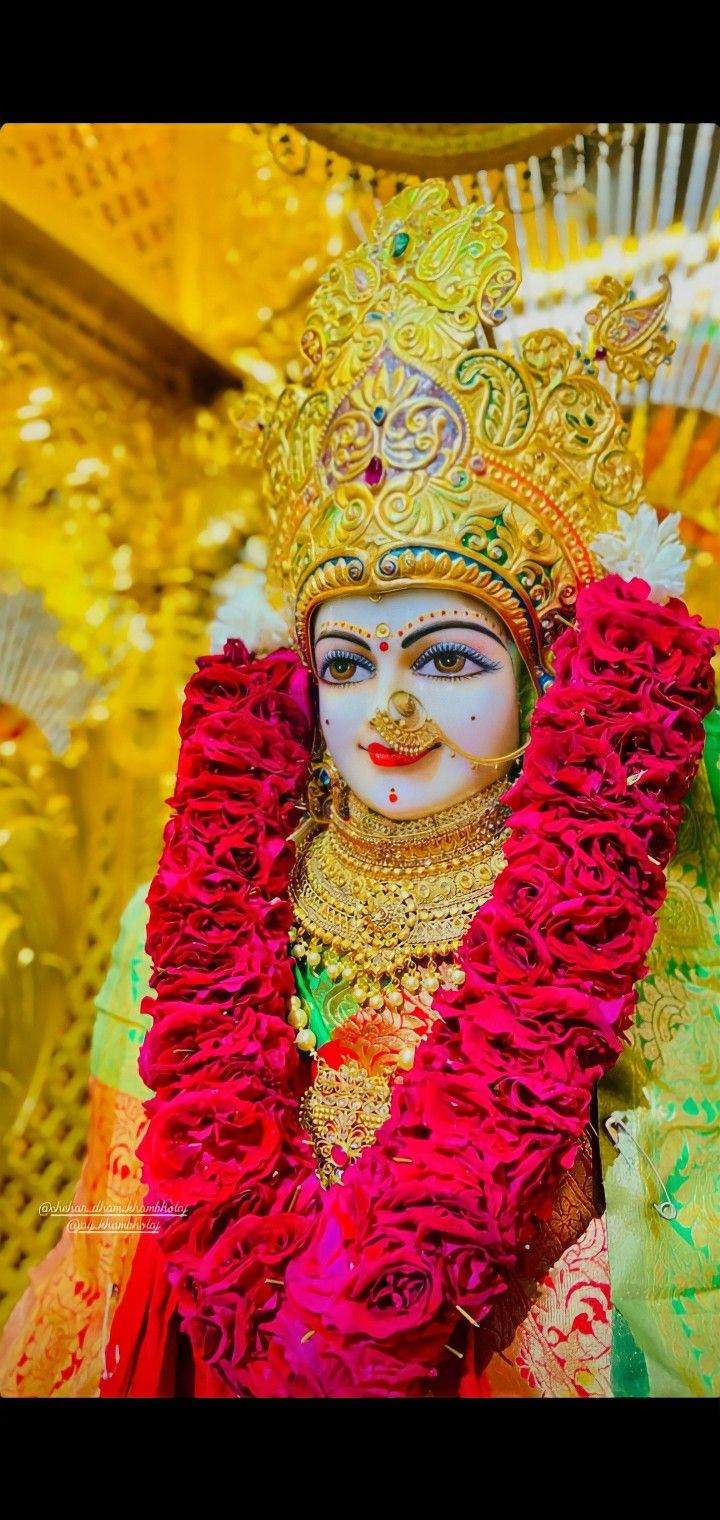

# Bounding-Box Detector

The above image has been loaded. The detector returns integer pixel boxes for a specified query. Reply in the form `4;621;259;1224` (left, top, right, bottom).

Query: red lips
366;742;435;768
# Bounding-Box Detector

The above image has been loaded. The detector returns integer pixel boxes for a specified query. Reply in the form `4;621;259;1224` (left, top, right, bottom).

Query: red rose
521;725;629;806
286;1219;445;1346
179;640;311;731
138;1089;283;1205
467;905;554;985
522;814;665;908
554;578;718;709
492;843;567;918
174;769;285;825
157;896;281;966
191;1212;315;1368
530;891;654;994
179;650;254;731
182;1294;239;1370
162;1188;275;1266
253;1309;435;1398
141;1003;299;1096
367;1139;513;1279
182;712;309;781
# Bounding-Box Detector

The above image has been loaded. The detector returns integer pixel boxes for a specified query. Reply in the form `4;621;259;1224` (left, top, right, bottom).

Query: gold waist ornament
290;777;509;985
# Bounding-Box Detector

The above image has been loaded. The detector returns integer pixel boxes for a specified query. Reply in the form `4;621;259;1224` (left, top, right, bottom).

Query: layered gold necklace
288;778;509;1186
289;777;509;994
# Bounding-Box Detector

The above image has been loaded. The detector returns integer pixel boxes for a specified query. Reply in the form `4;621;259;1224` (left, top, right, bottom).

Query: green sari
600;709;720;1396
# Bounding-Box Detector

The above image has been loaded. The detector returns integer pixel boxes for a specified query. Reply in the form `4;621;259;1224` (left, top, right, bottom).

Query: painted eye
429;649;468;675
326;656;358;683
412;640;501;679
319;649;375;684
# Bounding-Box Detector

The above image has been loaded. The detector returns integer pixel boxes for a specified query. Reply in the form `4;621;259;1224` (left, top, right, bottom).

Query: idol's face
312;587;520;820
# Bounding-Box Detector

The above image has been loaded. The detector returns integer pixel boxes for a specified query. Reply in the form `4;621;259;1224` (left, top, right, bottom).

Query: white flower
591;504;688;603
241;534;269;571
209;538;292;655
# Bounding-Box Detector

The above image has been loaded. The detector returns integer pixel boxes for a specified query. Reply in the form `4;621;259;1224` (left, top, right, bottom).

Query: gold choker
290;779;509;985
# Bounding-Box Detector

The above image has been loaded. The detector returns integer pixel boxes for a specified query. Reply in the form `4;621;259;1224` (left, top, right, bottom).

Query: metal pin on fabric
605;1113;678;1221
99;1278;118;1381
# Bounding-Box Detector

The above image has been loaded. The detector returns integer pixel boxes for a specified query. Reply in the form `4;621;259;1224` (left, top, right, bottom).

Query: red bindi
388;788;398;803
379;640;389;652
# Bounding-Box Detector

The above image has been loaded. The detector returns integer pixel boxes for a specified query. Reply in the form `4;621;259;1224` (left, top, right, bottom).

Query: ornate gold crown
239;181;674;687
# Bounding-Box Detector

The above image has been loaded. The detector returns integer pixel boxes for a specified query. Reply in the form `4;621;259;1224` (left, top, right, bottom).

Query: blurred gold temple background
0;121;719;1326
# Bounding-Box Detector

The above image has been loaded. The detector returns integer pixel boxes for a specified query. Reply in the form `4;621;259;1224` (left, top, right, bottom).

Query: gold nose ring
375;689;529;769
388;690;425;729
371;691;441;756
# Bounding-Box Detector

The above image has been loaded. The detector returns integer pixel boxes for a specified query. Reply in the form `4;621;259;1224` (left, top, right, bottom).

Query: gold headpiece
242;181;674;687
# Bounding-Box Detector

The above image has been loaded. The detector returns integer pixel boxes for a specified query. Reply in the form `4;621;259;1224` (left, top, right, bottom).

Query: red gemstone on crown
364;455;384;487
594;347;607;360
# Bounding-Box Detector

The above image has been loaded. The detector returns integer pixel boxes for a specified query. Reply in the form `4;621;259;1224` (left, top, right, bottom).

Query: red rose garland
130;576;717;1398
135;644;318;1372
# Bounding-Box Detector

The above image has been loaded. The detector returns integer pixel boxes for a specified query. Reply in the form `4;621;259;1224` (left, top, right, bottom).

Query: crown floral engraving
586;274;676;383
230;181;675;687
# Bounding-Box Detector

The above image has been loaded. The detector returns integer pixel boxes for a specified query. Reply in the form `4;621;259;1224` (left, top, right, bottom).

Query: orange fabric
476;1217;611;1397
0;1076;147;1398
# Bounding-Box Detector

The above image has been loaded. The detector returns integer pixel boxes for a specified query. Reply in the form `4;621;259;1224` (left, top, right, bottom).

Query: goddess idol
2;181;719;1398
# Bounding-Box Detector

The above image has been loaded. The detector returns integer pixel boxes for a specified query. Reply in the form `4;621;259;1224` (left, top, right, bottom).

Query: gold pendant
299;1057;391;1189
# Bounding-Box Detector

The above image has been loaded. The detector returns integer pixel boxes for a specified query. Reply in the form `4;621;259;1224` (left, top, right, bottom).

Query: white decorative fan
209;536;292;657
0;582;100;755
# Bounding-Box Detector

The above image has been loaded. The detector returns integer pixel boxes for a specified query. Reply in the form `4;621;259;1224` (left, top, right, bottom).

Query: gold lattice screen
0;263;264;1323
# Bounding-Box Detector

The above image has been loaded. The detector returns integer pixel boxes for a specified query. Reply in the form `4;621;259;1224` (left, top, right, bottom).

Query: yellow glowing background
0;121;718;1323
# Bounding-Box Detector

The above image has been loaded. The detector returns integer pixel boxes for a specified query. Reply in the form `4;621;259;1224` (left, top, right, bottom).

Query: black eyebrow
314;629;372;651
401;619;506;651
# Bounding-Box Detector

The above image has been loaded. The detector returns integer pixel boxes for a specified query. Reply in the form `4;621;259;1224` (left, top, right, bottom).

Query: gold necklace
289;778;509;994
